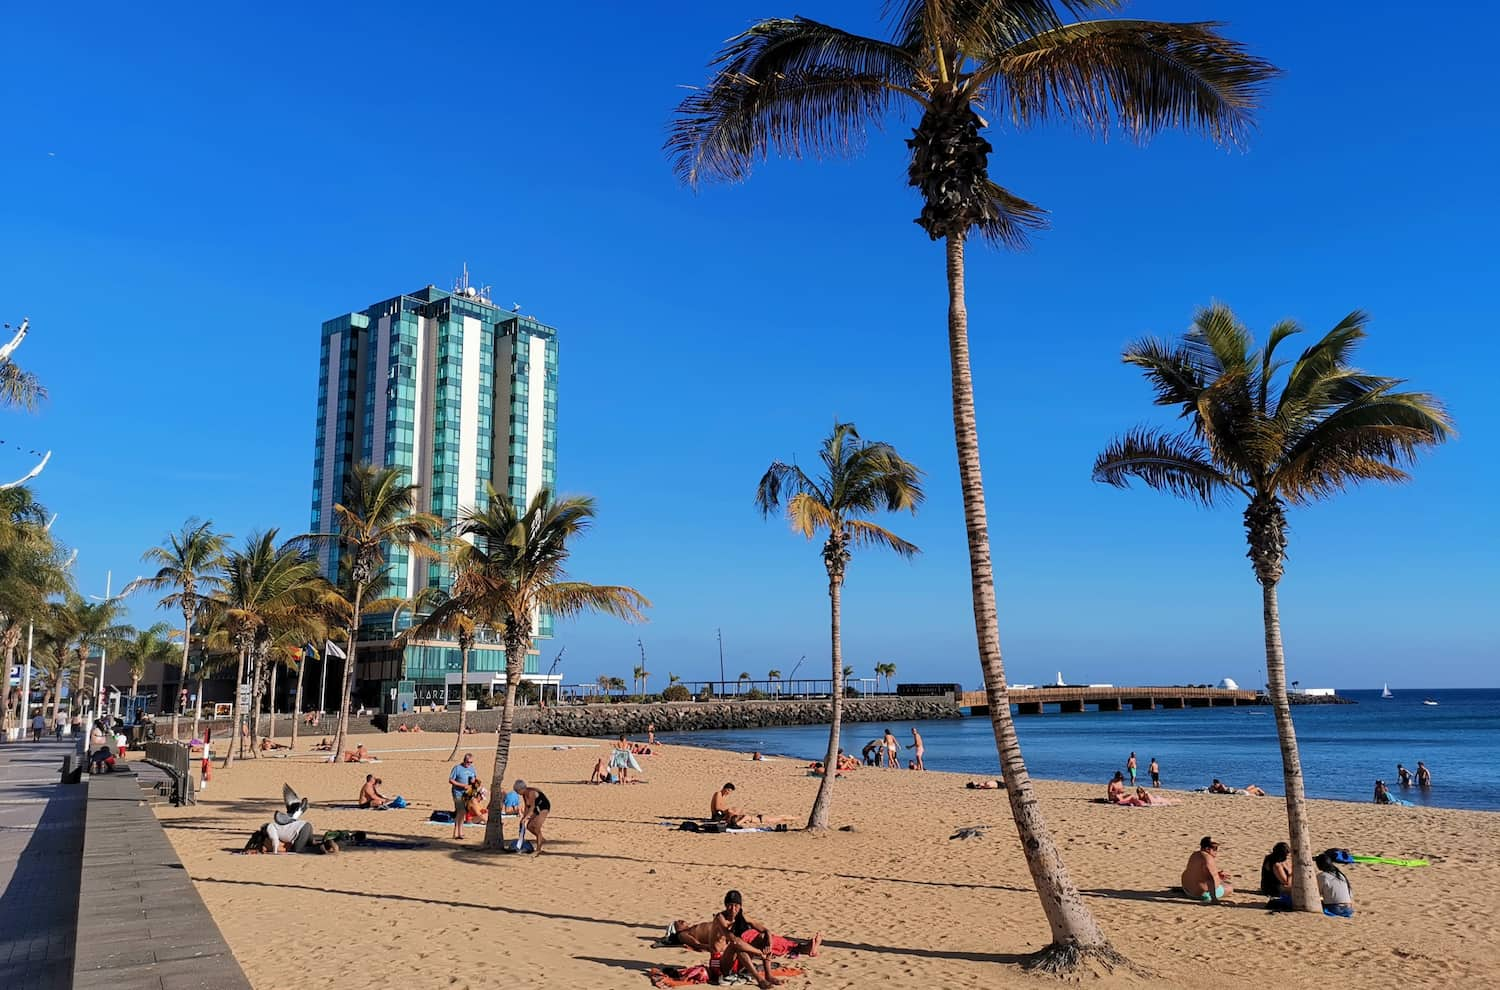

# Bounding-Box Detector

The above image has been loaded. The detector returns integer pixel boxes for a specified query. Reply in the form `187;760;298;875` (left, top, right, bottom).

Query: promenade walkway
0;738;84;990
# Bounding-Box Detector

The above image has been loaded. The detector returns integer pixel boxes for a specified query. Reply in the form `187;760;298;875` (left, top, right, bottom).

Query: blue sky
3;1;1495;690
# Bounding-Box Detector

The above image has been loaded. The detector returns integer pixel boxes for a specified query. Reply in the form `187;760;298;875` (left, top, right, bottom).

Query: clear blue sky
4;1;1495;690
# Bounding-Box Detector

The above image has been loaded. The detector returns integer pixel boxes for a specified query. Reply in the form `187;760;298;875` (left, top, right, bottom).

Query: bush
743;688;769;701
662;684;691;702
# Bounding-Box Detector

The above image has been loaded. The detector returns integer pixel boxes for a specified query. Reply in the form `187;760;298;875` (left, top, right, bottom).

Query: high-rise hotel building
310;275;558;709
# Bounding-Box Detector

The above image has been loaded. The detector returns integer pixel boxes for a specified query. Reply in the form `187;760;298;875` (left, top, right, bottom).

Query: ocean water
655;688;1500;812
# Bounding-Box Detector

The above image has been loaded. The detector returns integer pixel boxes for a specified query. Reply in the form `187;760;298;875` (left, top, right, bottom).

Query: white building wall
458;315;482;525
525;334;547;503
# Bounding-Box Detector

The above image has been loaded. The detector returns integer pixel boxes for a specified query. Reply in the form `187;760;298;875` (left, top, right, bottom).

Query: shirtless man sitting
343;744;377;763
668;918;780;988
1107;771;1128;803
1182;836;1234;903
710;784;792;828
357;774;389;809
1207;778;1232;794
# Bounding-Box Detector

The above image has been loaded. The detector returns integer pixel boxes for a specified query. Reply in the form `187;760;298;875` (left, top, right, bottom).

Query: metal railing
143;740;195;806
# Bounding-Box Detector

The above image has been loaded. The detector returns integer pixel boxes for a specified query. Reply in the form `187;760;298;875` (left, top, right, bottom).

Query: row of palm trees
671;0;1450;968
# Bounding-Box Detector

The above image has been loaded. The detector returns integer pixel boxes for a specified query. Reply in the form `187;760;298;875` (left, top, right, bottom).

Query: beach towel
1352;855;1430;867
647;966;803;987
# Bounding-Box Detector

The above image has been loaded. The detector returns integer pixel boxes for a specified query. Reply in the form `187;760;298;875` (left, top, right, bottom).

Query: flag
302;642;319;662
324;639;348;660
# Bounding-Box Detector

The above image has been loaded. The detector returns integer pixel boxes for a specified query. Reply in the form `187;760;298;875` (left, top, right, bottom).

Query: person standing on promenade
31;713;45;742
54;709;66;738
1416;761;1432;787
448;752;478;840
1149;757;1161;788
1127;752;1138;787
910;728;925;770
882;728;901;768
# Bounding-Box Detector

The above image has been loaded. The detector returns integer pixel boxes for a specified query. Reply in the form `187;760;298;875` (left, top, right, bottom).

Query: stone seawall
375;697;962;736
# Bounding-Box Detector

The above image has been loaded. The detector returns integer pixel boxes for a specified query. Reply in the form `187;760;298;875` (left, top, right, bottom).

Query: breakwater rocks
1255;693;1357;706
375;697;962;736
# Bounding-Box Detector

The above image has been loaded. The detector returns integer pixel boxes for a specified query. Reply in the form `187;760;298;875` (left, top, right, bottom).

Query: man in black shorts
513;779;550;854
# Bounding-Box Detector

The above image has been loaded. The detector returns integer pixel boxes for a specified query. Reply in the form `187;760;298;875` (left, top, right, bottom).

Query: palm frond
1092;427;1241;505
845;519;920;557
540;582;650;623
1121;337;1209;415
990;19;1277;147
668;18;920;186
787;492;838;539
755;460;826;517
0;361;46;410
973;179;1050;249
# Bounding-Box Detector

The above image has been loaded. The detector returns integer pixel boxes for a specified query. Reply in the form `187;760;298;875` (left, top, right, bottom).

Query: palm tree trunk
225;646;246;767
1261;579;1321;910
249;649;266;759
268;663;278;744
806;569;844;830
482;640;525;851
944;234;1115;966
330;585;363;762
448;641;471;762
292;657;306;752
174;614;191;741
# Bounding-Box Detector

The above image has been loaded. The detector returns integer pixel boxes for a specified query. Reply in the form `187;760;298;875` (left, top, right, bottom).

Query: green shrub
662;684;691;702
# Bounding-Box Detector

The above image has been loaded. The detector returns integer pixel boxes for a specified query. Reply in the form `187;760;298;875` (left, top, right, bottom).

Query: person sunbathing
259;738;289;751
358;774;389;809
1207;779;1232;794
710;784;793;828
966;778;1003;789
465;781;490;823
718;889;822;960
313;738;332;751
1243;784;1267;797
1182;836;1233;903
667;918;780;988
411;725;424;733
343;744;378;763
396;723;410;732
1107;771;1128;803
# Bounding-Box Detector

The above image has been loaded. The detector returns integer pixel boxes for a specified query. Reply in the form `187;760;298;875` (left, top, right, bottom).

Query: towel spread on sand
648;966;804;987
1352;854;1430;867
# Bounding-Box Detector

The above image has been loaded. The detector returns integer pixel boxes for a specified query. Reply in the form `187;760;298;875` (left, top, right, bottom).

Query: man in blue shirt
448;753;478;840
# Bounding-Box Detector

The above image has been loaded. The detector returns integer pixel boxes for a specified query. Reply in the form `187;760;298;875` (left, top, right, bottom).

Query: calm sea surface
656;689;1500;812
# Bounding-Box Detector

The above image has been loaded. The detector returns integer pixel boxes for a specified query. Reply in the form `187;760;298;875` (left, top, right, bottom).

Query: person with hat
1182;836;1233;903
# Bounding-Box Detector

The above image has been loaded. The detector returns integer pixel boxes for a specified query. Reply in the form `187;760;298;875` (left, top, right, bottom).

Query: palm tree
1094;303;1452;911
453;486;648;849
125;519;229;740
756;421;922;829
216;531;328;764
671;3;1276;967
304;463;440;760
633;663;648;699
58;592;132;720
402;551;484;760
737;671;751;696
0;487;65;737
121;623;175;707
768;669;782;699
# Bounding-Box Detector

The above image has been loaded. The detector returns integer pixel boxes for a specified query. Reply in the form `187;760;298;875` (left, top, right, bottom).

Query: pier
959;685;1260;715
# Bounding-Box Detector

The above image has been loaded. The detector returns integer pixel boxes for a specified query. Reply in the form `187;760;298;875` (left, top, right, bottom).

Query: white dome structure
1218;677;1240;691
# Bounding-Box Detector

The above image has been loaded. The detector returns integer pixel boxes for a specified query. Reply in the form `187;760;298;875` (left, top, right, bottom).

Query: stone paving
0;739;84;990
0;737;253;990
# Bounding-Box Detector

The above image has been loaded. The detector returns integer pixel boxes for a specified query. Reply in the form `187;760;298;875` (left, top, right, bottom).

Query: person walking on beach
910;728;925;770
1416;761;1432;787
1126;752;1138;787
1149;757;1161;788
448;753;478;839
882;728;901;768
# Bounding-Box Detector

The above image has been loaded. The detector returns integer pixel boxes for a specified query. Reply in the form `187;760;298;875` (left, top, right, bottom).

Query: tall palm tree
304;463;441;760
58;592;131;720
0;487;64;737
768;668;782;699
756;421;922;828
737;671;751;695
121;623;175;707
671;3;1276;967
125;519;229;740
216;531;329;764
454;486;648;849
633;664;648;699
1094;303;1452;911
402;555;483;761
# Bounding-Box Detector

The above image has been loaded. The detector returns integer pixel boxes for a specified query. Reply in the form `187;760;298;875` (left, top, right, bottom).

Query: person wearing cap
448;753;478;839
1182;836;1233;903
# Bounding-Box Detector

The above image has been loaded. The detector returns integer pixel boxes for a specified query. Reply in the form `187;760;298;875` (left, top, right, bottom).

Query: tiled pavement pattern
72;765;252;989
0;739;254;990
0;740;85;990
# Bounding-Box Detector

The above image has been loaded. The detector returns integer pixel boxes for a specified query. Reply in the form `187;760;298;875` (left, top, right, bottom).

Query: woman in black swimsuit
513;780;550;854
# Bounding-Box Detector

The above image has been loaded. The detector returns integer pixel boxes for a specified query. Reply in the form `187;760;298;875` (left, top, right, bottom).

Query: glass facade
310;283;558;701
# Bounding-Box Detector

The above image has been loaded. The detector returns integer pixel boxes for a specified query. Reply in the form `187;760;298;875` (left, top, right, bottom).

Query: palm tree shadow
1082;887;1267;911
826;939;1030;965
574;955;655;975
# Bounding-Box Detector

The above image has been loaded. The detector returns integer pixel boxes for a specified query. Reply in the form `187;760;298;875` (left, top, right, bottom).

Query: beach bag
1324;848;1354;865
430;810;454;824
389;796;408;809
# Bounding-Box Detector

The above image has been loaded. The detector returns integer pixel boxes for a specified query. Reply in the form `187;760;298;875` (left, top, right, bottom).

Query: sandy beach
154;731;1499;989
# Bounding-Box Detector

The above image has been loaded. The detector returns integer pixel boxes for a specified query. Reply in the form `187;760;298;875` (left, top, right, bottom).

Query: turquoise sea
656;688;1500;812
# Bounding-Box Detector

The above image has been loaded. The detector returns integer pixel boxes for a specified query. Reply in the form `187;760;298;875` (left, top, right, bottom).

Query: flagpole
319;649;328;719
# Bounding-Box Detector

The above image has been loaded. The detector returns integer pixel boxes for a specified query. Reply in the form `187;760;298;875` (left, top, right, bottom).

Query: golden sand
155;731;1499;989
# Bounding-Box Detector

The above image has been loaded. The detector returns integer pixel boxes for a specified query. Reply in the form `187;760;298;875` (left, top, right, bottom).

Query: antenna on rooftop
452;263;492;304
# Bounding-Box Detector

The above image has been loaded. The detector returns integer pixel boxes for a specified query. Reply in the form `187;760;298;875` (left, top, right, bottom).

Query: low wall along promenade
377;696;962;736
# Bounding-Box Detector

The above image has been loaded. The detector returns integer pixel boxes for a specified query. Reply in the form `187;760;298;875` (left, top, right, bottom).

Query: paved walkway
0;738;84;990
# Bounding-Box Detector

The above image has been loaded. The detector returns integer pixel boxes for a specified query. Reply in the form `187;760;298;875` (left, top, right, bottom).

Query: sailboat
1423;698;1439;707
1381;684;1393;699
